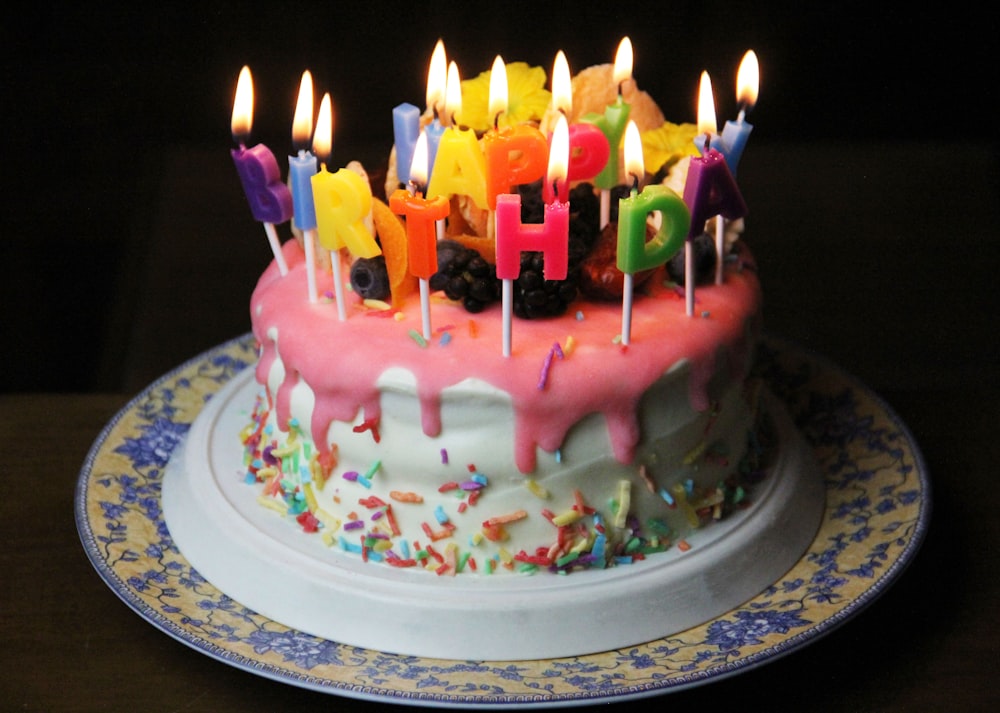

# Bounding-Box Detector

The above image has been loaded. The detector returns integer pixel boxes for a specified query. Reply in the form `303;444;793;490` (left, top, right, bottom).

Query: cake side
241;238;763;574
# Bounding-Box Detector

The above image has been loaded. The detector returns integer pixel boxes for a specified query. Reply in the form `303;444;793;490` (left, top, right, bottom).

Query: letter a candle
616;121;689;344
229;66;293;275
685;72;747;303
495;114;570;357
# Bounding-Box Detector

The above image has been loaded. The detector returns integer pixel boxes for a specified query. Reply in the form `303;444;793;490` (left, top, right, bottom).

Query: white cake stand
162;368;825;661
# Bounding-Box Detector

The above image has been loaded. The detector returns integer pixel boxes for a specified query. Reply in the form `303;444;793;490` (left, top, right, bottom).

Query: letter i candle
495;114;571;357
229;66;293;274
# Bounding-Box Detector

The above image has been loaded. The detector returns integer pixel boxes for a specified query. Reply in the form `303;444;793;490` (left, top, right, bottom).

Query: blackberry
511;250;580;319
431;182;603;319
666;232;717;286
430;240;501;313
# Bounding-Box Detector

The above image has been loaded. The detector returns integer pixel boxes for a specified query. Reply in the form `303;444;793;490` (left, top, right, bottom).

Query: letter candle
311;93;381;320
684;74;747;303
289;70;320;302
616;121;689;344
542;50;611;204
483;56;549;212
389;131;450;340
581;37;633;228
495;114;570;357
719;50;759;176
229;66;293;274
426;61;488;215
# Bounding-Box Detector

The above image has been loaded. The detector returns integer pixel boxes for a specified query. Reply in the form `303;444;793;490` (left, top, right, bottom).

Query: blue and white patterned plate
75;333;929;708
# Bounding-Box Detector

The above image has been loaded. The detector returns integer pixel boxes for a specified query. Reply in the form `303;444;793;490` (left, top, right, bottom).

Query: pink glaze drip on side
250;240;761;473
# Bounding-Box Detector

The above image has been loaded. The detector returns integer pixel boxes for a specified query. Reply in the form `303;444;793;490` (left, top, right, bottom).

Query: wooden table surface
2;141;998;711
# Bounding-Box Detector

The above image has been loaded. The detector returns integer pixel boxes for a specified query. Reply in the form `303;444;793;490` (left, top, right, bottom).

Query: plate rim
75;332;931;708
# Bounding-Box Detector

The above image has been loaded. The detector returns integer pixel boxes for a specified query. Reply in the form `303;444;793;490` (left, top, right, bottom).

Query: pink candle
541;52;610;204
495;115;570;357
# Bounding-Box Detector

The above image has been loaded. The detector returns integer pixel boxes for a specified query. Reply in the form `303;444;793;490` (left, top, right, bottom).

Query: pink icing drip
251;240;761;471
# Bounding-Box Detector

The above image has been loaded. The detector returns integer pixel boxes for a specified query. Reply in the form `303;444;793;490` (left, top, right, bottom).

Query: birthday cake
162;43;825;659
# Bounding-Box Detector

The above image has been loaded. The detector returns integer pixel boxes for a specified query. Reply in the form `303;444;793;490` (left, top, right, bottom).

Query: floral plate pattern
75;334;929;708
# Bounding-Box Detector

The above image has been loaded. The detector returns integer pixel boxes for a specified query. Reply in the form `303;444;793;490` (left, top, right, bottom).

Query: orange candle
482;56;548;210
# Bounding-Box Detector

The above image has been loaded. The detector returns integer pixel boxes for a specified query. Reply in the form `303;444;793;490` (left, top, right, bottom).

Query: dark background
1;2;993;393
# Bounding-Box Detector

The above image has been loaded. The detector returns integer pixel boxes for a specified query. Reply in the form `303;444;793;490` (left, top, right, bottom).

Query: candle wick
704;133;712;152
552;178;560;202
493;111;501;130
737;105;747;123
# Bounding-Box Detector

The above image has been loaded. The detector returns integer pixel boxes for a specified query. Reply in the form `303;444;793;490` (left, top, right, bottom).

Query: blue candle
720;50;759;176
392;102;420;186
289;71;318;232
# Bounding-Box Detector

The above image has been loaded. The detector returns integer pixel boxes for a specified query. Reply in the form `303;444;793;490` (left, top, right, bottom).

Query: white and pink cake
162;52;824;660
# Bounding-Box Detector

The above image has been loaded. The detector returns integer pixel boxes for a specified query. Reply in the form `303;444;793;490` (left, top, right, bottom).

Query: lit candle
581;37;633;228
425;40;448;175
684;73;748;301
719;50;759;175
693;71;722;158
288;70;319;302
616;121;689;344
229;66;293;274
426;60;488;212
495;114;570;357
311;93;381;319
483;56;549;211
542;50;610;204
389;131;450;340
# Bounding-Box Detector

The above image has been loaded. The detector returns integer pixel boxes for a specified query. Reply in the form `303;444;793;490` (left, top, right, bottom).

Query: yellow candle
312;166;380;258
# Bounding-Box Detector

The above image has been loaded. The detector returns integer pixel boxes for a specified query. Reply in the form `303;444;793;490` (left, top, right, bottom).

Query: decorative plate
76;334;930;708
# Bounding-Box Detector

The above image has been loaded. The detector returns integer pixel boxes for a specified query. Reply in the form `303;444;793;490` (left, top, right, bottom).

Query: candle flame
552;50;572;114
736;50;759;108
697;71;718;138
548;113;569;187
292;70;314;152
445;61;463;125
410;130;429;187
488;55;508;124
613;37;633;88
313;92;333;165
231;65;254;143
623;120;644;186
427;39;447;115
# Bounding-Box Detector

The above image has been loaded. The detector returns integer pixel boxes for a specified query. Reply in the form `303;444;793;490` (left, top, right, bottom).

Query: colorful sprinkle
408;329;428;347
